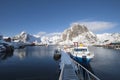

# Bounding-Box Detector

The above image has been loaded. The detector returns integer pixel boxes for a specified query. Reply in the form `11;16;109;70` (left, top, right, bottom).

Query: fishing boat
70;43;94;64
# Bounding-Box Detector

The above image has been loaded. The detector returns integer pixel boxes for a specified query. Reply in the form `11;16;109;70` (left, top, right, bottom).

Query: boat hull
70;54;92;64
70;46;94;64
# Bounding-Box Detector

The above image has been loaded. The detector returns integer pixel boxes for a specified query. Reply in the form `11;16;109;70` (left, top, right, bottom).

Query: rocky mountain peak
12;31;41;43
20;31;27;36
70;23;89;33
61;23;97;44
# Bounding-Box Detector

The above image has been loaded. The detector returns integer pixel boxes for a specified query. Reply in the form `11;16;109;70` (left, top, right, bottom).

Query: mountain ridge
12;31;41;43
4;25;120;45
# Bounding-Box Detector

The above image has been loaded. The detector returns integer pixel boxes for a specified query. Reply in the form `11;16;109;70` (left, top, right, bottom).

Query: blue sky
0;0;120;36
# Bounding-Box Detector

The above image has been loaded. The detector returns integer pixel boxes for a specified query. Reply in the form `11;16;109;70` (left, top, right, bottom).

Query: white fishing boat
70;44;94;64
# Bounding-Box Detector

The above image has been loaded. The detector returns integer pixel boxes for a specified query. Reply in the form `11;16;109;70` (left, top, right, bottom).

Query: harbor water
89;46;120;80
0;46;120;80
0;46;60;80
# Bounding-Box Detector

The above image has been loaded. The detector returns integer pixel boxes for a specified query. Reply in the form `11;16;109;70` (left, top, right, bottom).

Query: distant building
105;42;120;49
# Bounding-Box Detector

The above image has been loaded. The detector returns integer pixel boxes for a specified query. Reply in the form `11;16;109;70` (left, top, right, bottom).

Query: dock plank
62;64;79;80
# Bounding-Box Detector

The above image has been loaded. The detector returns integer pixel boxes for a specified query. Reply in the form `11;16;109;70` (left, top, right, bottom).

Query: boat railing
72;59;101;80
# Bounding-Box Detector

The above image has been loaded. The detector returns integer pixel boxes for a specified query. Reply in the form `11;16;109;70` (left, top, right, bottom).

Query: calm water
0;46;60;80
0;46;120;80
89;46;120;80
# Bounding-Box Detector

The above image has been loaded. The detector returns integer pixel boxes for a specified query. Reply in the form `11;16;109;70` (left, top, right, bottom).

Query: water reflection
0;46;59;80
0;52;13;61
15;48;27;59
14;46;54;59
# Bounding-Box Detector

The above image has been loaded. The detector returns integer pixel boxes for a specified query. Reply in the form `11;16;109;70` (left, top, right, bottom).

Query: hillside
60;23;97;45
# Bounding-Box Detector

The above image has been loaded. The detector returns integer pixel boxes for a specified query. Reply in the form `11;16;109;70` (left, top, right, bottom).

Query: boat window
74;48;87;52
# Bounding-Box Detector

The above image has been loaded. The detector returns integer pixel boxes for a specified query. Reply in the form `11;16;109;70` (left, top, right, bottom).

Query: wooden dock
59;64;79;80
59;51;79;80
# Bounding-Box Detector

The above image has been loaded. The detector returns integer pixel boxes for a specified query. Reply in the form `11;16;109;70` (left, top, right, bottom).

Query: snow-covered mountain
12;31;62;45
96;33;120;45
44;33;62;44
35;32;62;45
12;31;41;43
10;24;120;46
60;23;97;45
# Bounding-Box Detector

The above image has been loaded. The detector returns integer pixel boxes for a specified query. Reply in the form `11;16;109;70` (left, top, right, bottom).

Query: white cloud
72;21;118;32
